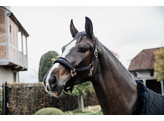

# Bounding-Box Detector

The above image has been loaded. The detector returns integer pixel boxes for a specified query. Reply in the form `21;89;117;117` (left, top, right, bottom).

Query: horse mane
101;42;134;80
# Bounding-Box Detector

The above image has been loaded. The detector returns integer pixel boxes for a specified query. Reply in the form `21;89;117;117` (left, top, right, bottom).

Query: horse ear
85;17;94;39
70;19;78;38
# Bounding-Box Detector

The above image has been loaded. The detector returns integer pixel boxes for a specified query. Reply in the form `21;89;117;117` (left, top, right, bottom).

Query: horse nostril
49;75;57;89
43;75;47;87
47;86;50;91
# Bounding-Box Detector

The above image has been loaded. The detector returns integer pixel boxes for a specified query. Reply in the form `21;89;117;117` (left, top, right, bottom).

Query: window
150;70;154;77
14;72;17;82
23;35;27;55
10;25;11;33
18;31;22;52
134;72;137;77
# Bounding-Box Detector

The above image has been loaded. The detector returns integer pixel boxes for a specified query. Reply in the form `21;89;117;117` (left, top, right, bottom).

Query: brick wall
0;46;6;59
0;8;6;43
8;18;19;62
0;8;7;59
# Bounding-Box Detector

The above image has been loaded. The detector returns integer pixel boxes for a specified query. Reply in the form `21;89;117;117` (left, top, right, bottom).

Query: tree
38;51;59;82
154;47;164;82
70;81;94;112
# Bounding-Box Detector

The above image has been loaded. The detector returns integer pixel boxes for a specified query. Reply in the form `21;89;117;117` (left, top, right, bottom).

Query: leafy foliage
38;51;59;82
71;81;94;96
154;47;164;82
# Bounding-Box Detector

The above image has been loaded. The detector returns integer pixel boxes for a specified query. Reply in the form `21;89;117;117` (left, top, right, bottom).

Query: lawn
65;105;103;115
35;105;103;115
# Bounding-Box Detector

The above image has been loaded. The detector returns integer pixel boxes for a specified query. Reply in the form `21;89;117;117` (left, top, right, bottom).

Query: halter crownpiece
53;38;98;78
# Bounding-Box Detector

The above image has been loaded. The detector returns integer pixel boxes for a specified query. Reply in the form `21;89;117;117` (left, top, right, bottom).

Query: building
0;6;29;83
128;47;164;94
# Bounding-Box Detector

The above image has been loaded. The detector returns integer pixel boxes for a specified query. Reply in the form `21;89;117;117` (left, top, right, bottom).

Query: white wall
137;71;151;78
0;66;18;83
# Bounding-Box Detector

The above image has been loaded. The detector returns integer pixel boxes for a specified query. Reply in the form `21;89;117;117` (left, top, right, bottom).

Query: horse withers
44;17;164;115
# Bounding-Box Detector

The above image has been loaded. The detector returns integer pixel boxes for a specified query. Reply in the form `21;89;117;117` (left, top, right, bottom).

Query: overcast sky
10;6;164;83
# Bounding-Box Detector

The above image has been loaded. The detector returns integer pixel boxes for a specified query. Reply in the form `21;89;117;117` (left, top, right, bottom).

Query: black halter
53;38;98;92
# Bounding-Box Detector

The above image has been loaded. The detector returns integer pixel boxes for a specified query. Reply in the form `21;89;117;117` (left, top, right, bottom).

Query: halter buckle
71;69;77;77
89;64;94;77
94;47;98;58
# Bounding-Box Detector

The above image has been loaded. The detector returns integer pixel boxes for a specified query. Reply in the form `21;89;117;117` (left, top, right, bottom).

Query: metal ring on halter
71;69;77;77
89;64;94;77
94;47;98;58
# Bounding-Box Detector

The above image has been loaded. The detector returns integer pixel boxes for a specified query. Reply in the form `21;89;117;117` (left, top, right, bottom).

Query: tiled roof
128;47;163;71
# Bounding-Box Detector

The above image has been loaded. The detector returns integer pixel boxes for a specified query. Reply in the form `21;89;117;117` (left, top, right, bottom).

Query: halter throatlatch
53;38;98;92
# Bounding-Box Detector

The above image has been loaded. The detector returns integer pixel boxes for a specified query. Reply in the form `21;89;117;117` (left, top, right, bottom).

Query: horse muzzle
43;74;63;97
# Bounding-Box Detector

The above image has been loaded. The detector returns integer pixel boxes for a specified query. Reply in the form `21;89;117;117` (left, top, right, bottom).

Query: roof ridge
142;47;164;51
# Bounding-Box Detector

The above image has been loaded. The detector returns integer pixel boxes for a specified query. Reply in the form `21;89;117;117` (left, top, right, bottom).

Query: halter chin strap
53;38;98;92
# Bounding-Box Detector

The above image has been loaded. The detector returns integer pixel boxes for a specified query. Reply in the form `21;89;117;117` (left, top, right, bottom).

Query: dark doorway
146;80;161;94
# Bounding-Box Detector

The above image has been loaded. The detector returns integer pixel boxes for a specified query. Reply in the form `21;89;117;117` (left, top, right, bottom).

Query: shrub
35;107;64;115
38;51;59;82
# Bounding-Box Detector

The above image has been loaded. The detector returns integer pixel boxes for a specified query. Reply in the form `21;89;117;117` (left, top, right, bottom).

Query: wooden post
78;95;84;112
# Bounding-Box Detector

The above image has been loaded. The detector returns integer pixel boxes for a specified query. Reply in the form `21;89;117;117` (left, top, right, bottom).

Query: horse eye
78;47;88;53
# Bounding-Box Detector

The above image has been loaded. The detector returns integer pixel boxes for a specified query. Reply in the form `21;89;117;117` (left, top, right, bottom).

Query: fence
0;82;98;115
0;82;8;115
0;83;2;114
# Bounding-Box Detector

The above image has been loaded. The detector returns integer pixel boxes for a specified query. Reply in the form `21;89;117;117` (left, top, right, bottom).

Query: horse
44;17;164;115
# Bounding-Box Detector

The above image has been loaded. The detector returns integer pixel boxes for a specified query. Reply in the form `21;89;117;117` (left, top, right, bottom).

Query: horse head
44;17;98;96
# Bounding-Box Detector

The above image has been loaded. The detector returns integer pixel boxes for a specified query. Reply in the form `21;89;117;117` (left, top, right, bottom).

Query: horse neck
92;41;137;115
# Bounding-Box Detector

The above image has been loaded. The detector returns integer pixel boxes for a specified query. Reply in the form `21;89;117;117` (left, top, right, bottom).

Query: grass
65;105;103;115
34;105;103;115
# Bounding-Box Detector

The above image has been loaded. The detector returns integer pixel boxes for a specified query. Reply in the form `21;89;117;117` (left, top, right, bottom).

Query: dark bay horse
44;17;164;115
